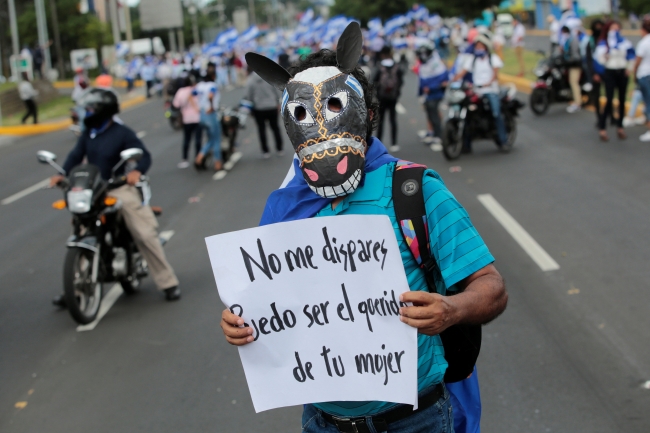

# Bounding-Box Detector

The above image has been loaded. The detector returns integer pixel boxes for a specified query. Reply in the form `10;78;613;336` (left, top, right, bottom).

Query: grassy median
1;95;72;126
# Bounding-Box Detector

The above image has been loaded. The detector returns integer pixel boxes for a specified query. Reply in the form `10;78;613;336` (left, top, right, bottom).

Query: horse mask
246;23;367;198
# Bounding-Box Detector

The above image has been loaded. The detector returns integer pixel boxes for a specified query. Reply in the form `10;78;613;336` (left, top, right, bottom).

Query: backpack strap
392;160;481;383
392;161;440;288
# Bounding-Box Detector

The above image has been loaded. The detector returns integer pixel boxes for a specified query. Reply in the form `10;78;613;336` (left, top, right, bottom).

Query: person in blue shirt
417;41;449;145
220;23;508;433
140;59;157;98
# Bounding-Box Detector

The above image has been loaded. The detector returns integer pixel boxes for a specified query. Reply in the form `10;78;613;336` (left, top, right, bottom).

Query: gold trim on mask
295;132;366;153
300;145;364;166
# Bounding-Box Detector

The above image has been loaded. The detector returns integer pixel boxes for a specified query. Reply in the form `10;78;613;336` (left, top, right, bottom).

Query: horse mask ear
245;52;291;91
336;22;363;72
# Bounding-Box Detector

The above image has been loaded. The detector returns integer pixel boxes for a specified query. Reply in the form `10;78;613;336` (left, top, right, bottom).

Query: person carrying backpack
373;46;404;152
561;25;584;113
221;23;508;433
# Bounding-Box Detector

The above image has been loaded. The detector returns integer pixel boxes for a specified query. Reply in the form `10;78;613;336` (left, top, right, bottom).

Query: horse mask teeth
245;22;367;198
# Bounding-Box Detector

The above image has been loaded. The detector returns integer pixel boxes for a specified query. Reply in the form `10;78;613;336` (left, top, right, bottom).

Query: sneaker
622;117;634;127
389;145;400;152
417;130;428;139
177;160;190;169
566;104;581;114
640;131;650;142
262;152;271;159
634;116;647;126
276;150;285;157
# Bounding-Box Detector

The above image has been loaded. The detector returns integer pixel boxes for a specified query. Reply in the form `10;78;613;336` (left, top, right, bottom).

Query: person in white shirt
194;63;223;171
18;72;38;124
511;19;526;77
548;15;560;54
634;16;650;142
454;35;508;150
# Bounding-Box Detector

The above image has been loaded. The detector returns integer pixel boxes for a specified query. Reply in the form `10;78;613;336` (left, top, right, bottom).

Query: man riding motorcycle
453;34;508;152
50;88;181;305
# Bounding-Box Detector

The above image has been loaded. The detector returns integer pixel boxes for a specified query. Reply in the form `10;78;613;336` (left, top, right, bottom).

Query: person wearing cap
454;34;507;152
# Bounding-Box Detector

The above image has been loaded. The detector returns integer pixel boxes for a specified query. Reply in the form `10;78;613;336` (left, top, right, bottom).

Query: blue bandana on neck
259;138;398;225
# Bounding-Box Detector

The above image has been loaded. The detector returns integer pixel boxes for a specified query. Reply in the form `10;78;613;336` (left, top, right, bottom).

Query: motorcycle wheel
170;116;183;131
63;248;102;324
501;114;517;152
119;250;145;294
443;119;463;160
530;88;550;116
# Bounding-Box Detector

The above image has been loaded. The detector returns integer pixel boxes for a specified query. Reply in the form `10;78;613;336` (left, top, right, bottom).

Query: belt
319;383;445;433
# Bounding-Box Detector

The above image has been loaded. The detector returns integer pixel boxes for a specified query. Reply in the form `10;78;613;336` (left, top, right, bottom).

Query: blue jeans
200;110;222;162
638;76;650;119
301;385;454;433
484;93;508;145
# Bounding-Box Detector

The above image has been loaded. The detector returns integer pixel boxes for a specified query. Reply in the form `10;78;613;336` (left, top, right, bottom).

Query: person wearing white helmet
454;34;507;152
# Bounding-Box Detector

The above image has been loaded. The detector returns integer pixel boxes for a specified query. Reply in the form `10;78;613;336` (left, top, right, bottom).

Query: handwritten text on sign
205;215;417;413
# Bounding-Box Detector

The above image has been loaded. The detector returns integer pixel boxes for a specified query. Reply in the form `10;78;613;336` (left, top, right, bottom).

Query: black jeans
253;109;283;153
424;98;443;138
145;80;154;98
22;99;38;124
182;123;202;160
599;68;629;130
378;98;398;145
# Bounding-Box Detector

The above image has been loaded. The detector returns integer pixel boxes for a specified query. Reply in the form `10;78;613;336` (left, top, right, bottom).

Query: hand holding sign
206;215;418;412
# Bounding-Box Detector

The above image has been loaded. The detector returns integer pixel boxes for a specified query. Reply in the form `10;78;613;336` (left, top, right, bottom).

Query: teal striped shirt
312;162;494;417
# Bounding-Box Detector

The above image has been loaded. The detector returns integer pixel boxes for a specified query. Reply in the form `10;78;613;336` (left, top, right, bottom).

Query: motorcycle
37;148;161;325
529;52;592;115
442;82;524;160
164;102;183;131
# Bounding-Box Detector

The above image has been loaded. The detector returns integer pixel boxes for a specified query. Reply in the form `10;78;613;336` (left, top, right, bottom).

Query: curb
53;79;145;89
0;95;148;136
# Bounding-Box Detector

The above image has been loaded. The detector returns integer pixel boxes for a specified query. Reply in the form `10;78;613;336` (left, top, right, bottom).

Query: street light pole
49;0;65;79
189;4;200;46
108;0;121;44
35;0;52;78
217;0;226;30
123;2;134;56
8;0;20;57
248;0;256;25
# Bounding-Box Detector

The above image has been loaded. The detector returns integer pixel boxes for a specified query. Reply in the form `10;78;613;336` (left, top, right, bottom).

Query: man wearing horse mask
220;23;507;433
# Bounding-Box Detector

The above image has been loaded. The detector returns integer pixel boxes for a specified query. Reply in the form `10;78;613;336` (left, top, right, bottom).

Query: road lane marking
477;194;560;271
222;151;242;172
136;130;147;139
76;284;123;332
213;170;227;180
159;230;175;244
1;178;50;205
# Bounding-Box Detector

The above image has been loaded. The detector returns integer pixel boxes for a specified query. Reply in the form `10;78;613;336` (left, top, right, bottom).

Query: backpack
378;66;400;100
392;162;482;383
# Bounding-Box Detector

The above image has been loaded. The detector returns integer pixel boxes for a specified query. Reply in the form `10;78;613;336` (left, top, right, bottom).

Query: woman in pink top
173;74;202;168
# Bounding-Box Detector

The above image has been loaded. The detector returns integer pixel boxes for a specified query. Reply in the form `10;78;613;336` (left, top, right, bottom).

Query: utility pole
217;0;226;30
49;0;65;79
248;0;256;25
109;0;121;44
177;28;185;52
8;0;20;57
35;0;52;78
168;30;177;53
123;2;134;56
189;3;200;46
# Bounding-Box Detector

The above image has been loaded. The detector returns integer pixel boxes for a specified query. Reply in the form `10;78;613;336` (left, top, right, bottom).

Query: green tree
620;0;650;15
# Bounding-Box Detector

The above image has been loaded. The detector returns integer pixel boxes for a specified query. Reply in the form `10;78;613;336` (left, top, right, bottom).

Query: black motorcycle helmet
81;88;119;129
416;41;434;63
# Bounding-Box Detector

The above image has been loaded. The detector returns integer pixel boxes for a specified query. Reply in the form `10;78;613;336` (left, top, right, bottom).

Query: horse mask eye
245;22;367;198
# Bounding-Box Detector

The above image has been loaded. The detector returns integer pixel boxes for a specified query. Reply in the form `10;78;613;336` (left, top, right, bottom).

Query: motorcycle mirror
37;150;57;164
120;148;144;162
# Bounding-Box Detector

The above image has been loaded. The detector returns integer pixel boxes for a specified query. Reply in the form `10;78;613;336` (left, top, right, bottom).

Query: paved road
1;74;649;433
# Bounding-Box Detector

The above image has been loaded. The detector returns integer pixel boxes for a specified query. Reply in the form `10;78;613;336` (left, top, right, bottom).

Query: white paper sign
205;215;418;413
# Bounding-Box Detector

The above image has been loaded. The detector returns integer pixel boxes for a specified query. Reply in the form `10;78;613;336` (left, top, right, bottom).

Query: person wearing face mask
584;19;604;120
220;23;507;433
593;21;636;141
454;34;507;153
